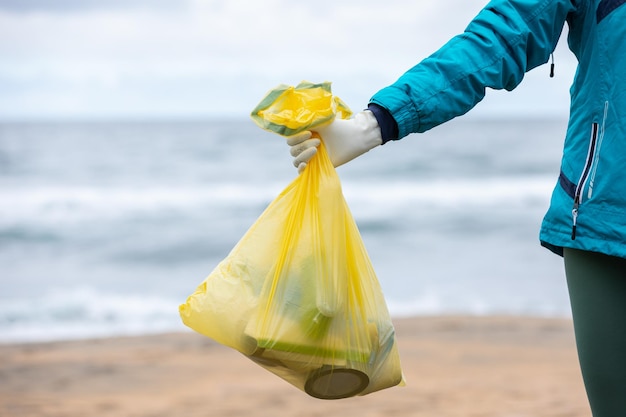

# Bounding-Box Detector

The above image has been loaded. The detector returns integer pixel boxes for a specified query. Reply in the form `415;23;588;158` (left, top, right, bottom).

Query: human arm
289;0;577;169
371;0;577;139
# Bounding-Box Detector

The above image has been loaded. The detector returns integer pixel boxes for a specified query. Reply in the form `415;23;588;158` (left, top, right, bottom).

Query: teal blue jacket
370;0;626;259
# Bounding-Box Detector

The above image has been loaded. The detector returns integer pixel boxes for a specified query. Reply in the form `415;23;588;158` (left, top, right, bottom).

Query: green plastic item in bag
180;81;404;400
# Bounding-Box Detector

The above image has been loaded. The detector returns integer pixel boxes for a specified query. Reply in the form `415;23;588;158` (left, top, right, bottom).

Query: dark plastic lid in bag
305;366;370;400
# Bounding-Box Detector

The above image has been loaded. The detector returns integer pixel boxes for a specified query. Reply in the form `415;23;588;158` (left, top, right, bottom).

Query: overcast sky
0;0;577;121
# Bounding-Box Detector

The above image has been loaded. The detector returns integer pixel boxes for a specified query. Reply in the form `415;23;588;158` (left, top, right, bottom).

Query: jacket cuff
367;103;399;144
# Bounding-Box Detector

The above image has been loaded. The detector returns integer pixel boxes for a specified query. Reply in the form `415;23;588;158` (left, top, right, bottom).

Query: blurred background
1;0;577;343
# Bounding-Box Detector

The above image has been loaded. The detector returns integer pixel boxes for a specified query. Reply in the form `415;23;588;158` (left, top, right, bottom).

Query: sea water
0;117;571;343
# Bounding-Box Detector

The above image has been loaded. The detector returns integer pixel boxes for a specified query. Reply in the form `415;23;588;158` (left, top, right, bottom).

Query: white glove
287;110;383;173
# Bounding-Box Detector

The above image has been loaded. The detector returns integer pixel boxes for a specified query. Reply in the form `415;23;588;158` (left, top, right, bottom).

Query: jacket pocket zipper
571;122;599;240
587;101;609;200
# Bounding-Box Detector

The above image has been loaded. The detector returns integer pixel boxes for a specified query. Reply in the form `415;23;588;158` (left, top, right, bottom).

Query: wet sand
0;316;590;417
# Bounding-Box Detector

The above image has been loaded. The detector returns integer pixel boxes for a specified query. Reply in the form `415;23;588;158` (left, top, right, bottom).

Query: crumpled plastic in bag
250;80;352;136
180;81;404;400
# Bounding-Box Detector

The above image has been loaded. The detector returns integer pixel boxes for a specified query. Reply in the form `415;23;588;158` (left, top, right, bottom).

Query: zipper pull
571;200;579;240
549;53;555;78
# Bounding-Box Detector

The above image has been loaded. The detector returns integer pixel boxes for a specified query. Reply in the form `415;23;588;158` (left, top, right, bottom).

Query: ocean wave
0;285;571;344
0;183;283;225
0;288;184;344
385;294;571;319
1;176;555;225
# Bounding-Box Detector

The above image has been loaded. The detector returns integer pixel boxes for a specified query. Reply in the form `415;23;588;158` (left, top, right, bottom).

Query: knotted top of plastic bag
250;81;352;136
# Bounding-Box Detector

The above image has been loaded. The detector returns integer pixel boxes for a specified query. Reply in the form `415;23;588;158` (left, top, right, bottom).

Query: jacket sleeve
369;0;577;139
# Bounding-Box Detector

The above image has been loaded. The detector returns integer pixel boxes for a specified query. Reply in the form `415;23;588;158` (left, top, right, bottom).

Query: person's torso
541;0;626;258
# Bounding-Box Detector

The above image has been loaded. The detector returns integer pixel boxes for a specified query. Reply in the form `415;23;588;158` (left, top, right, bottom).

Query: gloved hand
287;110;383;173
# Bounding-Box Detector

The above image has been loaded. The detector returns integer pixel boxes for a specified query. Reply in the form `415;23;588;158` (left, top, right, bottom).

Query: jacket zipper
571;122;599;240
587;101;609;200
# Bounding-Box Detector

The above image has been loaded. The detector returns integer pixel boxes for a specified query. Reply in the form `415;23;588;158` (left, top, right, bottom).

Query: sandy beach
0;316;590;417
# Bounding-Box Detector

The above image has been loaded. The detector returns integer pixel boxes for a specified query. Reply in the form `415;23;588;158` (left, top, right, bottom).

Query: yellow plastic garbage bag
179;81;404;400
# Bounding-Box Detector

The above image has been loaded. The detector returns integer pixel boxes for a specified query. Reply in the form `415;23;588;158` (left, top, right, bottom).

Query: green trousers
564;248;626;417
